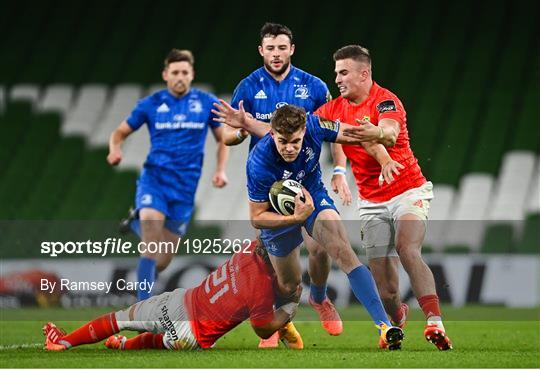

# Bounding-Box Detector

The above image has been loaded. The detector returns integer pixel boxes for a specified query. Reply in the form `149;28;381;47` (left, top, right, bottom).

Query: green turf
1;307;539;368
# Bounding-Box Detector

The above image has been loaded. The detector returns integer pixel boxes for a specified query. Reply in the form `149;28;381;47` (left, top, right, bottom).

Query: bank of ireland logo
141;194;152;205
294;86;309;99
276;102;288;109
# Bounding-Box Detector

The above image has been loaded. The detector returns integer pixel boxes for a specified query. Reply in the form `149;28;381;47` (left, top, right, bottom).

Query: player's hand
212;170;228;188
212;100;250;130
379;160;404;185
293;188;314;223
342;120;380;142
331;174;352;206
107;150;122;166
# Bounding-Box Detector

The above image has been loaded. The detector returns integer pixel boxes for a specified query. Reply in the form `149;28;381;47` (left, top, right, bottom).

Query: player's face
259;35;295;77
271;127;306;162
162;61;194;97
334;59;370;103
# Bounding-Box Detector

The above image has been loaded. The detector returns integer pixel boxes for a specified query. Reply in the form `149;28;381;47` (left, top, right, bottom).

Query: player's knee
308;246;329;262
278;281;301;297
379;285;399;303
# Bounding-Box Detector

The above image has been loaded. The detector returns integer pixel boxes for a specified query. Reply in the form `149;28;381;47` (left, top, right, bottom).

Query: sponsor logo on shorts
413;199;424;208
320;198;331;207
376;100;397;113
159;305;179;341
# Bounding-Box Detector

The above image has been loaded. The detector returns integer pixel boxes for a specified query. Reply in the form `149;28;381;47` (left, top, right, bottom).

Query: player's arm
331;120;403;184
222;124;249;146
212;100;270;138
339;118;400;147
249;191;314;229
330;143;352;206
251;287;302;339
107;121;133;166
210;126;229;188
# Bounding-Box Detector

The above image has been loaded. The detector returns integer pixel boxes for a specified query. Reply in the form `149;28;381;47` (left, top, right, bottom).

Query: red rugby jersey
184;241;275;348
316;82;426;202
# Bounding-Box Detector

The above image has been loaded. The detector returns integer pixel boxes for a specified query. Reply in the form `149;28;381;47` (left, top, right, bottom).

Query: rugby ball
269;179;305;216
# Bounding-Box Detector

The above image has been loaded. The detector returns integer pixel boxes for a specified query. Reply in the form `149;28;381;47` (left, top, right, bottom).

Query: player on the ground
107;49;229;301
43;240;303;351
213;103;405;349
315;45;452;350
222;22;348;346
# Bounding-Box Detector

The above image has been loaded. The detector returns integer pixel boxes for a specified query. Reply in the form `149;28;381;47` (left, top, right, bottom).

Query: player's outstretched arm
362;141;404;185
210;126;229;188
339;118;400;147
107;121;133;166
212;100;270;138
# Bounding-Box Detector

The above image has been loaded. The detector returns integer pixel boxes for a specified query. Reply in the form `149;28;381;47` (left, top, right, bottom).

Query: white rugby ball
269;179;305;216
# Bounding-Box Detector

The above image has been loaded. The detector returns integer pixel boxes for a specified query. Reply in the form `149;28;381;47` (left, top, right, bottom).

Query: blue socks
137;256;156;301
310;284;327;304
347;265;391;326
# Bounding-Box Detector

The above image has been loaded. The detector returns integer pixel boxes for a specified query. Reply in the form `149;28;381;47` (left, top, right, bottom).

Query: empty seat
444;174;494;251
9;84;40;107
37;84;74;117
118;128;150;171
63;84;108;138
425;185;455;251
89;84;143;147
489;151;536;220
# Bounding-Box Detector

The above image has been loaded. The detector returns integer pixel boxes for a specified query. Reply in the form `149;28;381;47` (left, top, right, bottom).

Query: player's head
258;22;295;78
270;105;306;163
162;49;195;98
333;45;372;102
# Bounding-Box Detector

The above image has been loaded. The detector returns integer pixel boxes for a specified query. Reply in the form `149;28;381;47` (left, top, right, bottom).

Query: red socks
124;332;165;350
390;304;406;324
418;294;442;319
61;313;119;347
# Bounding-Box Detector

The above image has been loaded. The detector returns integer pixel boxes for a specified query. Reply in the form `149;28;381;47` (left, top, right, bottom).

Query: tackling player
43;240;303;351
222;22;348;346
214;103;405;349
316;45;452;350
107;49;229;301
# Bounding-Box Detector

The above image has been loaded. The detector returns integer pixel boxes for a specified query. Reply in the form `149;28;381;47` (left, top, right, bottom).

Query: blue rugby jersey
126;88;220;172
246;115;340;203
231;66;330;151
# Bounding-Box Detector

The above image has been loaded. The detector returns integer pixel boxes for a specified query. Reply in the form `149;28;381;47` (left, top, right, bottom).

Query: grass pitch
0;306;539;368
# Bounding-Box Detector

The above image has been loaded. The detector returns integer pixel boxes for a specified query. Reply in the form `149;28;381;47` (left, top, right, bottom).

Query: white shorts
357;182;433;259
115;288;199;350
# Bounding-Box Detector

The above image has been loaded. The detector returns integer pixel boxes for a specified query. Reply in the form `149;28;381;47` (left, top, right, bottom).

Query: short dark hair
333;45;371;65
271;105;306;136
259;22;293;44
164;49;194;68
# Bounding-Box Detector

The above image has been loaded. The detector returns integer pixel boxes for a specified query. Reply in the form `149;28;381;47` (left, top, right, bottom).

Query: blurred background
0;0;538;310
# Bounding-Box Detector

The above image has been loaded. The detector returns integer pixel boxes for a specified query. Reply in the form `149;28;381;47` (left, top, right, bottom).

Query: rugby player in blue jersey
107;49;229;300
214;103;404;349
222;23;351;345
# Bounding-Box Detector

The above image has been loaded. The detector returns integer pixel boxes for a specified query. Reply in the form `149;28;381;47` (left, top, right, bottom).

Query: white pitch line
0;342;41;350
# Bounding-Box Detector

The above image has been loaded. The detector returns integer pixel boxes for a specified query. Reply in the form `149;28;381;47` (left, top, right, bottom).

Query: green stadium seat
481;224;514;254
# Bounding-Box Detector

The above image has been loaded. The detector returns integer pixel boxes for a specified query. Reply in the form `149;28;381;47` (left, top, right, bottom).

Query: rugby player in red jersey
316;45;452;350
42;240;303;351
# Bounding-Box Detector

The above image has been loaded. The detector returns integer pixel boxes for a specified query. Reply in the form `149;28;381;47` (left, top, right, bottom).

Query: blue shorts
260;188;337;257
130;167;198;237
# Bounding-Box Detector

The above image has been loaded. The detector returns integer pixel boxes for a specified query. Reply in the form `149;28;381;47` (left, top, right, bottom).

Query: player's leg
368;257;405;325
303;231;342;336
138;207;167;299
309;209;403;348
268;247;303;300
392;183;452;350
